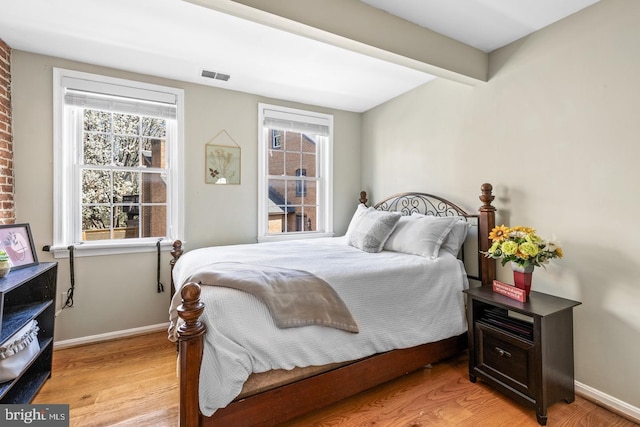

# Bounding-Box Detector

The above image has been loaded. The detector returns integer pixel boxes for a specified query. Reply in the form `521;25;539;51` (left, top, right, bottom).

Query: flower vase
0;260;11;278
511;262;534;297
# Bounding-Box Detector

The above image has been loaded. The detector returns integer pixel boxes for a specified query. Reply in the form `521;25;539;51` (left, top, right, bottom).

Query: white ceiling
0;0;599;113
361;0;600;53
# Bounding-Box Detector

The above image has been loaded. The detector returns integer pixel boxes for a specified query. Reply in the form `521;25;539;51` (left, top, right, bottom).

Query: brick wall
0;38;14;225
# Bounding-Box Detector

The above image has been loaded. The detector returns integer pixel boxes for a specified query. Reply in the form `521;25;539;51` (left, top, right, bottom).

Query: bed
169;183;497;427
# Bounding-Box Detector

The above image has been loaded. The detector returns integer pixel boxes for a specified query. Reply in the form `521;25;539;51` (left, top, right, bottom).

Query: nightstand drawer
475;322;536;397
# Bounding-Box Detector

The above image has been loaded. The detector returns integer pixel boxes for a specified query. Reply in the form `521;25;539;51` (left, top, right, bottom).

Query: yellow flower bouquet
484;225;563;270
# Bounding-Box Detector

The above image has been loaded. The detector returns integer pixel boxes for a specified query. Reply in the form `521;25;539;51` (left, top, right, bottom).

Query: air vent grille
201;69;231;81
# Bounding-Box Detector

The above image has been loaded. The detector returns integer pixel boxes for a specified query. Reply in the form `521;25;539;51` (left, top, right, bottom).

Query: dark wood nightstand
463;286;581;425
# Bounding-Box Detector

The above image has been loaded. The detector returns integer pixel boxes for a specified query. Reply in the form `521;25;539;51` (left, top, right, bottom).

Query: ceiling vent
201;69;231;81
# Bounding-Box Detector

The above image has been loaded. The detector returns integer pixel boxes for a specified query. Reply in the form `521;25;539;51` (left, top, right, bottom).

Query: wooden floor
33;331;638;427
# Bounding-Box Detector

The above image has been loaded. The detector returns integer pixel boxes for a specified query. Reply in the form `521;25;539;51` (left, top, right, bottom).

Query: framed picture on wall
205;130;242;185
0;223;38;269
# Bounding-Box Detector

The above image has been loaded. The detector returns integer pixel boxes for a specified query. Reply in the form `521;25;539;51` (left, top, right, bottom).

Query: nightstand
463;286;581;425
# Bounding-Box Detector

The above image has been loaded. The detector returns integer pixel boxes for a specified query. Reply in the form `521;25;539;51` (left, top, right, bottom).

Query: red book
492;280;526;302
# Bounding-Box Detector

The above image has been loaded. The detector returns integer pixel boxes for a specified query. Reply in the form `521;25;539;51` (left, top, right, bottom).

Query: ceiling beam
184;0;488;85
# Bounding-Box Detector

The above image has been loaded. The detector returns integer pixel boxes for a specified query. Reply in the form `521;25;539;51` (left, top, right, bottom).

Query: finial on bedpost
478;183;496;287
177;283;205;334
359;191;368;206
479;183;495;211
170;240;183;296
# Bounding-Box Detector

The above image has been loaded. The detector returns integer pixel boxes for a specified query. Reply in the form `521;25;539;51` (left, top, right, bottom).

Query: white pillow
384;214;459;259
345;204;367;237
441;219;471;256
410;213;470;256
346;206;401;253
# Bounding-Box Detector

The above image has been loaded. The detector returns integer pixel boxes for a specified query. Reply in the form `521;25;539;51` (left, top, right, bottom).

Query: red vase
511;262;534;297
513;271;533;297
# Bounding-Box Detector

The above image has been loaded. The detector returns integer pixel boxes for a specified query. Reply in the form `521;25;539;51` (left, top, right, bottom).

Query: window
258;104;333;242
52;69;184;257
295;168;307;197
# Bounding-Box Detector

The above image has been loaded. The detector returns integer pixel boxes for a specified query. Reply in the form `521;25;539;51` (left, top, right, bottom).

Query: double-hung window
52;69;184;257
258;103;333;241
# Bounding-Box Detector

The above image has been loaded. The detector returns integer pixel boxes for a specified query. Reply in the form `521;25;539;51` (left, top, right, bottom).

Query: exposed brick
0;38;13;222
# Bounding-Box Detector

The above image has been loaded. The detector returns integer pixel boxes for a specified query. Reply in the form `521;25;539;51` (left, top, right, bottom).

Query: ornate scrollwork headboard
359;184;496;287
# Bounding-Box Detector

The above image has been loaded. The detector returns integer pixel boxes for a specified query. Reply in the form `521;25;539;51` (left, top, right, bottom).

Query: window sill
47;239;180;259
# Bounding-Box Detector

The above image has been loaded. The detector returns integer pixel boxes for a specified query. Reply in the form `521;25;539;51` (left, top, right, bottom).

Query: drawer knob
495;347;512;358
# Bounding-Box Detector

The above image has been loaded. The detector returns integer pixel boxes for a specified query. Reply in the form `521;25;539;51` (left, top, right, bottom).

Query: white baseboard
53;323;169;349
576;381;640;423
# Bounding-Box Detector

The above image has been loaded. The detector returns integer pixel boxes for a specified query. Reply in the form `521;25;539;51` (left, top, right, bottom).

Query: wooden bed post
170;240;184;297
177;282;206;427
478;183;496;287
359;191;368;206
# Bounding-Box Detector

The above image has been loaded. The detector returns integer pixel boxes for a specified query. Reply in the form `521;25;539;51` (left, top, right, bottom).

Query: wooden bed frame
172;183;497;427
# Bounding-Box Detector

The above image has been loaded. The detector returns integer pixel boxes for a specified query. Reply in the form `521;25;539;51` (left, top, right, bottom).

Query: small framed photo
0;223;38;270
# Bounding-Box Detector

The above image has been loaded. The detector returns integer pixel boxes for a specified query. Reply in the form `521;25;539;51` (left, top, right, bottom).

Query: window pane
140;205;167;238
268;149;285;176
269;179;287;204
268;179;287;234
284;151;302;176
142;172;167;203
142;138;166;168
303;135;318;153
108;206;138;239
84;109;110;132
113;171;139;203
304;206;318;231
271;130;283;149
112;206;130;238
302;152;317;177
115;136;140;167
304;180;317;205
82;206;111;241
82;170;110;204
141;117;166;138
285;132;301;152
83;133;112;166
122;195;139;226
113;113;140;135
285;179;299;202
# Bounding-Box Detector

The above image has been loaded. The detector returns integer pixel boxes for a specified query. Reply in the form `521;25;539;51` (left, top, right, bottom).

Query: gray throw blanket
186;262;359;333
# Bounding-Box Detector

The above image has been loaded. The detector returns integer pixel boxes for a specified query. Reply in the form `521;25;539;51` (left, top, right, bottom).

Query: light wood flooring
33;331;638;427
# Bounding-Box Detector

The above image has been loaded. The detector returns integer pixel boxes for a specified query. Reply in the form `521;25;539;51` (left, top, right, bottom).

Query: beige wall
11;52;361;342
362;0;640;409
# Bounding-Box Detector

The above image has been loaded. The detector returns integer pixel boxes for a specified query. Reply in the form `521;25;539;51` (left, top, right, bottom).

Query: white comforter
168;236;469;416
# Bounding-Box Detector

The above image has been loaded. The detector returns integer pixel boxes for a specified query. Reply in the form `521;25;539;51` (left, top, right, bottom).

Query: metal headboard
363;191;483;284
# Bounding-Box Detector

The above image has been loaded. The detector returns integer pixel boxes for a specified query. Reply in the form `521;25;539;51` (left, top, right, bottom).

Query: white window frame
52;68;184;258
257;103;333;242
